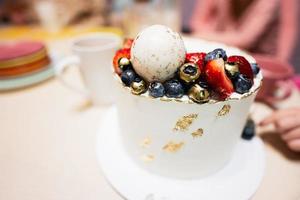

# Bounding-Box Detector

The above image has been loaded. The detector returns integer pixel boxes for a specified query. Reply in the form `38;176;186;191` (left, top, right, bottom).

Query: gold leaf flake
141;154;155;162
163;141;185;153
191;128;204;138
140;137;152;148
218;105;231;116
173;114;198;131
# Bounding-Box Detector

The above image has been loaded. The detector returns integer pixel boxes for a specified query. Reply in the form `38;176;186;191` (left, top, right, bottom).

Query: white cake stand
96;106;265;200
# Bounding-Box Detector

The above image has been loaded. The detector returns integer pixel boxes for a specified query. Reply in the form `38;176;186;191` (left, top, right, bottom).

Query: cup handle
54;55;90;98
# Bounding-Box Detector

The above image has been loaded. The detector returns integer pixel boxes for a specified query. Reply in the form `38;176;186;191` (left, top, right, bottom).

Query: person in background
0;0;106;26
190;0;300;152
190;0;297;62
191;0;297;60
260;108;300;152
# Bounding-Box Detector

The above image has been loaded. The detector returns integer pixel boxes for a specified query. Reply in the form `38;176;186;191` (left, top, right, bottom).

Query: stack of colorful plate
0;41;55;90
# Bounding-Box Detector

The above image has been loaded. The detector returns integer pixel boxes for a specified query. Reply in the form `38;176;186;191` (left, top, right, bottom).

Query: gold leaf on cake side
173;114;198;131
191;128;204;138
140;137;152;148
163;141;185;153
141;154;155;162
218;104;231;117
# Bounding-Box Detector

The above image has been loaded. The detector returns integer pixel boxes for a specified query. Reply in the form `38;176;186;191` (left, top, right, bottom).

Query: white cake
113;26;262;179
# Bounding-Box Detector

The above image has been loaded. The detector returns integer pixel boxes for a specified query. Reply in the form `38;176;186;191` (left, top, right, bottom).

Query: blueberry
198;81;210;89
234;74;252;94
164;79;185;98
149;82;165;98
250;63;260;75
183;65;197;75
242;119;255;140
121;69;136;86
205;48;227;62
134;76;142;82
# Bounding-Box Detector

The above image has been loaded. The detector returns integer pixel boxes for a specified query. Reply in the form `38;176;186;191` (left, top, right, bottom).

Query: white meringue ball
131;25;186;82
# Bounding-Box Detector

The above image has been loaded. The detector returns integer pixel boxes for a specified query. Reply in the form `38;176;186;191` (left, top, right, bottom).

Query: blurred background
1;1;300;200
0;0;299;73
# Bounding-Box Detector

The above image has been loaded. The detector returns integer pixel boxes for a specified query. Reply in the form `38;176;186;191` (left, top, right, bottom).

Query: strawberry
227;56;253;82
185;52;206;71
123;38;134;49
113;48;131;75
205;58;234;99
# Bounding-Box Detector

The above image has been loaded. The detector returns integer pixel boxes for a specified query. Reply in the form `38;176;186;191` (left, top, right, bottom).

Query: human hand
259;108;300;152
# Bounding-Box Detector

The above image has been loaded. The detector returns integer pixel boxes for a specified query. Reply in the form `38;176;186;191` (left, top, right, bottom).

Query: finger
259;108;300;126
287;139;300;152
281;127;300;141
275;117;300;133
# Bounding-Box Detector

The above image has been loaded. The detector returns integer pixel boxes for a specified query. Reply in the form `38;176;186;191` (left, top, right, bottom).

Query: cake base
96;106;265;200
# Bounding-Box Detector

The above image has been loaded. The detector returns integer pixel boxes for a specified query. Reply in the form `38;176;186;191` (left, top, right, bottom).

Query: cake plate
96;106;265;200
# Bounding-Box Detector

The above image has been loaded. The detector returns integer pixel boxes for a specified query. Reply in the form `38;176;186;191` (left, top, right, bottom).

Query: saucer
0;52;60;91
96;106;265;200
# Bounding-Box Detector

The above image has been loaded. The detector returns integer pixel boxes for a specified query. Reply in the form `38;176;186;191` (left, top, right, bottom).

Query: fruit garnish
205;48;227;62
113;48;131;74
164;79;185;98
242;118;255;140
225;63;239;79
179;63;201;84
123;38;134;49
121;69;136;86
131;77;147;95
205;58;234;99
198;80;210;89
227;56;254;81
250;63;260;75
185;52;206;71
234;74;252;94
149;82;165;98
188;84;210;103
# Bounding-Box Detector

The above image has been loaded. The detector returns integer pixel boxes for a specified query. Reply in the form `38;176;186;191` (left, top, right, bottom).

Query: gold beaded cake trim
163;141;185;153
191;128;204;138
173;114;198;131
218;104;231;116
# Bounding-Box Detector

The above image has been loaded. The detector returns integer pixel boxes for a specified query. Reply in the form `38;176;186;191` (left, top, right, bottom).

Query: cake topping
227;55;254;82
204;58;234;99
113;48;131;75
164;79;185;98
149;82;165;98
205;48;227;62
188;84;210;103
131;78;147;95
185;52;206;71
130;25;186;82
112;25;261;103
179;63;201;84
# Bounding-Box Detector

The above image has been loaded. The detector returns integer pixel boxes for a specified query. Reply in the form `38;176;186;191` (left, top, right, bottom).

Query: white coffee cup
55;33;122;105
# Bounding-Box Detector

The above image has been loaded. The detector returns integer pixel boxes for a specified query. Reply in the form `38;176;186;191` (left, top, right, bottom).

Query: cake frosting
112;25;262;179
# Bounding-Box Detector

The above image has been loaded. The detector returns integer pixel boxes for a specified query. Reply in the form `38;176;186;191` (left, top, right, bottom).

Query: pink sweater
190;0;297;61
